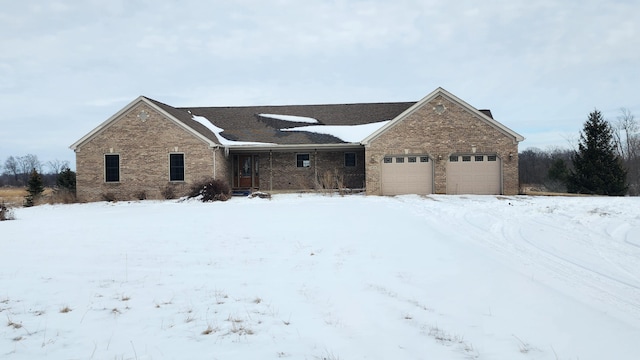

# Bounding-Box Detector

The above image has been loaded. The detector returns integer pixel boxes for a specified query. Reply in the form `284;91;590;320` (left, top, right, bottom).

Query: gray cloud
1;0;639;166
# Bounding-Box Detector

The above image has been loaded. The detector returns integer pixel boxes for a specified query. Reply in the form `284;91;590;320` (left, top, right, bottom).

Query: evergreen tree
567;109;627;195
25;168;45;206
548;158;568;183
56;167;76;193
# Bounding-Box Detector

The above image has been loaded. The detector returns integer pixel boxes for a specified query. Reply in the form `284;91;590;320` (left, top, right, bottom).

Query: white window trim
104;153;120;183
296;153;311;168
169;152;186;182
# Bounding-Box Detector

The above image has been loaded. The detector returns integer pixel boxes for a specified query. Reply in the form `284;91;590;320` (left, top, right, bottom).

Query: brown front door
234;155;260;188
239;155;252;188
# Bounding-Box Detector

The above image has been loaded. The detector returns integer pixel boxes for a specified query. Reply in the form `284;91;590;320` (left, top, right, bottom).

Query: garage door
381;155;433;195
446;154;501;194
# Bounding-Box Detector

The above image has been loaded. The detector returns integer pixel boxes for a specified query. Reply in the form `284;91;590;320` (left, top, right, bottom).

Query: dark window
383;157;392;164
475;155;484;162
105;154;120;182
462;155;471;162
297;153;310;168
408;156;417;163
449;155;459;162
420;156;429;162
488;155;497;161
344;152;356;167
396;157;405;163
170;153;185;181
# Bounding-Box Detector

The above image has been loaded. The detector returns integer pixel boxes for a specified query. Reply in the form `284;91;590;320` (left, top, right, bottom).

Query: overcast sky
1;0;639;170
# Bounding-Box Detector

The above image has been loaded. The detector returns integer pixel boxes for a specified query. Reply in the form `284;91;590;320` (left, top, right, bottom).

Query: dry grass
0;187;28;207
0;187;75;207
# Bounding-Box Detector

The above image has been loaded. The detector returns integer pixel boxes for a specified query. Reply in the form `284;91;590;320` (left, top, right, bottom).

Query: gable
362;87;524;145
70;97;219;151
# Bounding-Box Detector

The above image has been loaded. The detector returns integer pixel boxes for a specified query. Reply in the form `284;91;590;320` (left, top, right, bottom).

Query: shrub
47;188;77;204
102;192;117;202
135;190;147;200
161;184;178;199
0;202;15;221
188;178;231;202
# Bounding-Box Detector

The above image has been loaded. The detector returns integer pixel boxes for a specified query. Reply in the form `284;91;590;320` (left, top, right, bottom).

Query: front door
234;155;260;188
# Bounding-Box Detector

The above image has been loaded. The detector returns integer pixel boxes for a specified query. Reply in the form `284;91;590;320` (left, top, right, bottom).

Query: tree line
519;108;638;196
1;154;73;187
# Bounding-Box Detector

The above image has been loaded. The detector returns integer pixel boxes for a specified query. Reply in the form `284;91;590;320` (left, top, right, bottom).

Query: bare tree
611;108;640;162
610;108;639;195
17;154;42;184
47;159;70;175
3;156;19;184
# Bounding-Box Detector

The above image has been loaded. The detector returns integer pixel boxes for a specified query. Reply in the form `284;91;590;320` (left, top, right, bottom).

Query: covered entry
381;155;433;195
446;154;501;194
232;154;260;189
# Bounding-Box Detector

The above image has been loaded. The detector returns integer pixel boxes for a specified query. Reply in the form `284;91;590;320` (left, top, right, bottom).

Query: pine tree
25;168;45;207
567;109;627;195
56;167;76;193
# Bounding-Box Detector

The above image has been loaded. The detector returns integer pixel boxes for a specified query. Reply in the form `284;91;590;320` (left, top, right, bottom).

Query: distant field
0;187;54;206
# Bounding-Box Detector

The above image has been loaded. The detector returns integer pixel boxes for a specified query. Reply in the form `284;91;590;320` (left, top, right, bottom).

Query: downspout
269;150;273;191
213;147;217;178
314;149;318;185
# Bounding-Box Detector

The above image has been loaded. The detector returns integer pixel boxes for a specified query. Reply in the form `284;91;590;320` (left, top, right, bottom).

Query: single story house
70;87;524;202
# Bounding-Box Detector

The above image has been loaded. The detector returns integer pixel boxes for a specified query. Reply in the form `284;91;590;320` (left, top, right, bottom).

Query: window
296;153;310;168
475;155;484;162
420;156;429;162
488;155;497;161
408;156;417;163
383;157;392;164
170;153;185;181
396;157;405;163
462;155;471;162
344;152;356;167
449;155;459;162
105;154;120;182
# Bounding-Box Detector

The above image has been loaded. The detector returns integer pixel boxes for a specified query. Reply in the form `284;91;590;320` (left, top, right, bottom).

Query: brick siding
75;103;223;202
365;95;519;195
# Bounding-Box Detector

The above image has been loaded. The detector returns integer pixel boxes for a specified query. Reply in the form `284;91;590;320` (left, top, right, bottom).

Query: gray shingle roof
146;100;415;145
185;103;415;145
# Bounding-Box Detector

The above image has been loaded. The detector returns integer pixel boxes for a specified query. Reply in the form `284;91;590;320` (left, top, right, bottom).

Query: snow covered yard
2;194;640;359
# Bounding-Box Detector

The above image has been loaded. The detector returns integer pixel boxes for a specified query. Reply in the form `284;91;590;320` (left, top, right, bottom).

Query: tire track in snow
453;204;640;322
513;219;640;321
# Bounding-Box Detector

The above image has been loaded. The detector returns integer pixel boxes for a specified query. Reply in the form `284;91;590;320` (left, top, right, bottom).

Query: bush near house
188;178;231;202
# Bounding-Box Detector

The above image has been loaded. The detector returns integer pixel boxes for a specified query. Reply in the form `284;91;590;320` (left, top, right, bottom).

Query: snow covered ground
2;194;640;359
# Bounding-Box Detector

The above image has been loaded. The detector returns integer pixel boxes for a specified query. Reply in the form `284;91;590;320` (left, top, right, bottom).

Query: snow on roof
280;120;391;143
190;114;275;146
259;113;319;124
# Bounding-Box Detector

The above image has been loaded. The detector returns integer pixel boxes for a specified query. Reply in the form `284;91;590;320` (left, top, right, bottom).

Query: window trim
296;153;311;168
104;154;120;183
344;152;356;167
169;153;185;182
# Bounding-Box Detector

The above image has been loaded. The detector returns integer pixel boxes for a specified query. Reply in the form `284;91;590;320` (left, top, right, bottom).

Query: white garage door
446;154;501;195
381;155;433;195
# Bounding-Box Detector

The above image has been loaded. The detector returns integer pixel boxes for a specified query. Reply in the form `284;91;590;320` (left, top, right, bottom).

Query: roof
71;87;523;151
181;102;415;145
